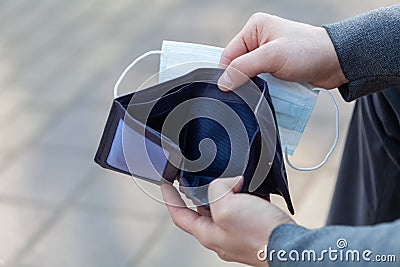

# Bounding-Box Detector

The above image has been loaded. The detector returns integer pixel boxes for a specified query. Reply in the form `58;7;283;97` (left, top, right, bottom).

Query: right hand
218;13;348;91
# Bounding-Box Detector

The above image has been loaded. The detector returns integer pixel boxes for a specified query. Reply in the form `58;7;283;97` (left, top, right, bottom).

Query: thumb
208;176;243;204
218;44;279;91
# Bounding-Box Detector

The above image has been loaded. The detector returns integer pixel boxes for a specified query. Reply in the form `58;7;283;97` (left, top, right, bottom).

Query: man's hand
161;177;295;267
218;13;348;91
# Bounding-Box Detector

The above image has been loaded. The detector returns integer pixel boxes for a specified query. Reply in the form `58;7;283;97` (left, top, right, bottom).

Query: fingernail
218;72;233;91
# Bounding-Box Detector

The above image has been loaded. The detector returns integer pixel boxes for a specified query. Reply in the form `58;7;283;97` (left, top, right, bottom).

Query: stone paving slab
0;110;52;155
136;223;244;267
0;203;53;265
35;104;109;152
0;148;93;205
18;208;164;267
76;171;167;218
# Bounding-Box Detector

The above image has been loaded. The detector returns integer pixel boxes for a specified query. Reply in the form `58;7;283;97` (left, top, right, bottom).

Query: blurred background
0;0;397;266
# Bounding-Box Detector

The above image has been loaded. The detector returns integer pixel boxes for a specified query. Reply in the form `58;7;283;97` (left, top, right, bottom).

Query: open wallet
94;68;294;214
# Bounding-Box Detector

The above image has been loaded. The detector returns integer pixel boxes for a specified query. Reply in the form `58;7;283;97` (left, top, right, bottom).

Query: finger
219;14;265;67
161;183;200;234
219;32;251;68
197;206;212;217
161;182;187;207
208;176;243;209
208;177;243;227
161;184;216;242
218;42;280;91
161;184;224;251
217;65;248;92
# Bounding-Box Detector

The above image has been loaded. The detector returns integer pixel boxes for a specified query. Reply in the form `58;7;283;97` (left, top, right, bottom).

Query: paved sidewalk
0;1;397;266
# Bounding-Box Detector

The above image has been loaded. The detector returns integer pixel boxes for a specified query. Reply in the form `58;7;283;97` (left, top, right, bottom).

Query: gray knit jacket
326;4;400;101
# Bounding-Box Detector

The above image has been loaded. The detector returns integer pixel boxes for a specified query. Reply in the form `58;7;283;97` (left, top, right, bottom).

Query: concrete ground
0;1;397;266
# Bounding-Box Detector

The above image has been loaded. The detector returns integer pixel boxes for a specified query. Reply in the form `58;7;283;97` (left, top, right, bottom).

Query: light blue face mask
121;41;339;171
257;73;339;171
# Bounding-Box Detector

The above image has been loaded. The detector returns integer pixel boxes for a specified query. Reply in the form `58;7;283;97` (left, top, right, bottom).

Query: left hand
217;13;347;91
161;177;296;266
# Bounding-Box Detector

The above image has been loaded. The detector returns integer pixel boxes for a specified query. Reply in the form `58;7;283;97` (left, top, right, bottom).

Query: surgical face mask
158;40;339;171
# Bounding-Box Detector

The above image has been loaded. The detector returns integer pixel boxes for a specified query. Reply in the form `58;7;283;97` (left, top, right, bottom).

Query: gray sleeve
266;219;400;266
323;5;400;102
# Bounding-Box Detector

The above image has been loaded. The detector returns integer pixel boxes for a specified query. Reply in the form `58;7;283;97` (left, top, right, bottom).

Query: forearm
323;4;400;101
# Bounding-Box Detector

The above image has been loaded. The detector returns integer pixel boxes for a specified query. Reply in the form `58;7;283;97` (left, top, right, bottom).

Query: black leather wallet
94;68;294;214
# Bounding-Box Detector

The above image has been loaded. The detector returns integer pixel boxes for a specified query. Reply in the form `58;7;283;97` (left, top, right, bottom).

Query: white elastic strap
113;50;163;98
285;88;339;171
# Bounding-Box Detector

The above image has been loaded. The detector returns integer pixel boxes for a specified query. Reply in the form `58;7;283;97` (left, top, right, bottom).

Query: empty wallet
94;68;294;214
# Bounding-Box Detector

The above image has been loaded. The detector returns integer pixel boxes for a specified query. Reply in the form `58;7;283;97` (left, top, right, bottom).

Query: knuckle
229;59;249;79
197;236;216;251
209;178;221;188
229;58;243;71
208;179;220;196
213;205;232;224
250;12;266;21
171;217;180;227
249;12;279;29
217;250;232;262
170;213;183;229
249;12;273;23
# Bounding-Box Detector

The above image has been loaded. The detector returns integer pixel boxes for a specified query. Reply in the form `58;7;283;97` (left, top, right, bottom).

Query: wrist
320;26;349;88
268;215;296;240
255;221;296;267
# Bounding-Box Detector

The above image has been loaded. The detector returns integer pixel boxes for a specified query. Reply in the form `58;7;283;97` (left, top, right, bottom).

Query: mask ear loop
284;88;339;171
113;50;163;99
